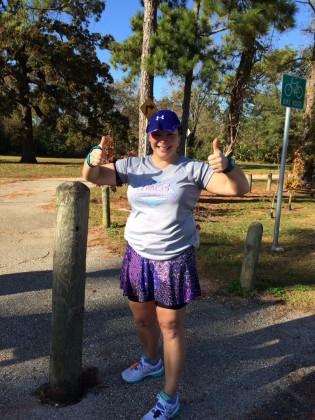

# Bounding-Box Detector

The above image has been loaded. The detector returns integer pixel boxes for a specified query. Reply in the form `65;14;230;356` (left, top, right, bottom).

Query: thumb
212;138;220;152
99;136;106;149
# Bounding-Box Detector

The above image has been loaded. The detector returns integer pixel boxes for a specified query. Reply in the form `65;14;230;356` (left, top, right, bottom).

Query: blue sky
90;0;313;100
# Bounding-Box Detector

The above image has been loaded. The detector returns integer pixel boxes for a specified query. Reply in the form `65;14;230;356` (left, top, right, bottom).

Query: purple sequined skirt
120;244;201;306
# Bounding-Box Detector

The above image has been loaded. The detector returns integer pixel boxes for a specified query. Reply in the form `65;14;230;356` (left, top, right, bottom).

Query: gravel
0;178;314;419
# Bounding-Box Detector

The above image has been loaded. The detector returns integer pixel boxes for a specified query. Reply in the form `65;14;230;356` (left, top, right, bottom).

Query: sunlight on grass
0;155;83;179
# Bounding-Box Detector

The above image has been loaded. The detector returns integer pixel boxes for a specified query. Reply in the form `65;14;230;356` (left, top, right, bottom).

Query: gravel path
0;178;314;420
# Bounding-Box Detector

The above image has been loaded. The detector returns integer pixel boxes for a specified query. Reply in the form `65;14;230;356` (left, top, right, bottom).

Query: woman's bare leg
128;300;161;361
156;306;186;397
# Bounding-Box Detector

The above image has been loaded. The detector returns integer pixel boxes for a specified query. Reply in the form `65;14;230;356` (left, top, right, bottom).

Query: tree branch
26;1;72;12
296;0;315;14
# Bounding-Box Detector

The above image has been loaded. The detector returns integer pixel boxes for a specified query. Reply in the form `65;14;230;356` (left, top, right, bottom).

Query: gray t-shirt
115;155;214;260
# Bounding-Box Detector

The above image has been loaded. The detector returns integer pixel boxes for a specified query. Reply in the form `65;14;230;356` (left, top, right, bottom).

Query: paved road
0;178;314;420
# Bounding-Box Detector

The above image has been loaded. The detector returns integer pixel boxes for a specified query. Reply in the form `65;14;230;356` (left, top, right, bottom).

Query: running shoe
121;356;164;384
142;393;180;419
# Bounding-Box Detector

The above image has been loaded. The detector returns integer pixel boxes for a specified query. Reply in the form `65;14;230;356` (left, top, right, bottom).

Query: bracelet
86;145;102;168
86;153;95;168
223;157;236;174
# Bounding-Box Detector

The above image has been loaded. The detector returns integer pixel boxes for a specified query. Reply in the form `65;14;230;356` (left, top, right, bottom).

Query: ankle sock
160;390;175;404
143;355;159;365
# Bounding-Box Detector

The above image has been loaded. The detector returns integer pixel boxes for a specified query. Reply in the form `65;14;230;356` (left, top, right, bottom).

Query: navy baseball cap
146;110;181;134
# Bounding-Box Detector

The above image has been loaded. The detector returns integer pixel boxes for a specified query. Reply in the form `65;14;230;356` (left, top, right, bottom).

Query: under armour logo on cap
147;110;181;134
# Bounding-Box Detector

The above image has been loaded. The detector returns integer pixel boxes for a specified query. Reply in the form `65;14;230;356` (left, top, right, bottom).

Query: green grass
1;155;314;310
241;162;282;174
0;155;83;181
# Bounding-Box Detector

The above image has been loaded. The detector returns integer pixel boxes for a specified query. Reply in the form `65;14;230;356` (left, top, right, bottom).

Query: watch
223;157;236;173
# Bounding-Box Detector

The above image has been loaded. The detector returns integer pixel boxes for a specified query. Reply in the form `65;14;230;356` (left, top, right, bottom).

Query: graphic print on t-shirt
130;177;178;207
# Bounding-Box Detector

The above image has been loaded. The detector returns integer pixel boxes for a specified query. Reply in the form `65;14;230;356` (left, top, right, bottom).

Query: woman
82;110;249;419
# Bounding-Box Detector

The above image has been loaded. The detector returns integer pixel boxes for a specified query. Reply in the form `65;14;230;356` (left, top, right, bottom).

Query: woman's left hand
207;138;228;173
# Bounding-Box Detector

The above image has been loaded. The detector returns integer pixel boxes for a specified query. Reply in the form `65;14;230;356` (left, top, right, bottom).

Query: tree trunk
138;0;158;157
179;0;200;156
20;103;37;163
224;46;257;157
180;71;194;155
300;35;315;185
17;47;37;163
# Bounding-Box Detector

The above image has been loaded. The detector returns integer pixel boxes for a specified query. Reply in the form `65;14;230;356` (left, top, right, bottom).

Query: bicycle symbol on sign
284;78;303;99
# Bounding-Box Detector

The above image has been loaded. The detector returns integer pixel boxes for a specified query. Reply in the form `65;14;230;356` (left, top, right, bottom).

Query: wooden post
246;174;252;193
48;181;90;404
287;192;292;211
102;186;111;227
240;222;263;291
267;173;272;191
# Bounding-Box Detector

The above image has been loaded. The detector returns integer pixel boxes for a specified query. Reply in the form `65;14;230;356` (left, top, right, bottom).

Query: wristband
223;157;236;174
86;145;102;168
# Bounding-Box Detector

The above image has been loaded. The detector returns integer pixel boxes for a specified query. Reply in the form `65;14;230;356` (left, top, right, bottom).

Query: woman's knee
157;311;185;340
129;300;158;328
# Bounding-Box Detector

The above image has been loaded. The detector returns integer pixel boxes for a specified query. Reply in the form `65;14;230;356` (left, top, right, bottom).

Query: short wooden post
287;192;292;211
240;222;263;291
246;174;252;193
102;186;110;227
267;173;272;191
48;181;90;404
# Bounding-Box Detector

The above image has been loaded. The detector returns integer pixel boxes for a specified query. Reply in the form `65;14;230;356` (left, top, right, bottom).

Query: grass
1;155;314;311
242;162;282;175
0;155;83;182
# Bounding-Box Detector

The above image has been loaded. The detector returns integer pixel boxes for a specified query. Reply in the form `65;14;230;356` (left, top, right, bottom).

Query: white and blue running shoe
121;356;164;384
142;393;180;420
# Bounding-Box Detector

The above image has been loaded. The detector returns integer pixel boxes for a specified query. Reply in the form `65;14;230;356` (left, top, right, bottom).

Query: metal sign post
272;74;306;252
271;106;291;252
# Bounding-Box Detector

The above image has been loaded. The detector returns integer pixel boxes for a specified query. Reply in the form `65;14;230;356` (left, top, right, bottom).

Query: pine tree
110;0;190;155
218;0;296;155
139;0;158;157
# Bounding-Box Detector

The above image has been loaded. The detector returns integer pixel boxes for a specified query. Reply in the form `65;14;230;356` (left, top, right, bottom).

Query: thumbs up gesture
207;138;228;173
89;136;106;167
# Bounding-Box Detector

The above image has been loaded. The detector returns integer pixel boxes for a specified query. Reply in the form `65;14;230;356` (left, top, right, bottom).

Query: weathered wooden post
102;186;110;227
267;173;272;191
48;181;90;404
246;174;252;193
240;222;263;291
287;192;292;211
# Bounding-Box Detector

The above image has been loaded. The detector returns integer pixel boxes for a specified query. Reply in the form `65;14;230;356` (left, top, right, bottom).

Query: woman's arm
205;138;250;196
82;136;117;186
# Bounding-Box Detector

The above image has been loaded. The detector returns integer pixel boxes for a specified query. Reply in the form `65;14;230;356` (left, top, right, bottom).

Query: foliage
227;278;258;298
99;131;135;164
0;0;115;161
147;3;215;77
109;11;144;82
110;0;298;158
267;286;288;300
285;148;306;190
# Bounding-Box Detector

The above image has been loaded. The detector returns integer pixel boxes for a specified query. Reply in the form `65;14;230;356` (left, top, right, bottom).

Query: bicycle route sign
281;74;306;110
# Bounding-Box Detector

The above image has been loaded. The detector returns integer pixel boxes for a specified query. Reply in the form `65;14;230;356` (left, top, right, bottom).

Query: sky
89;0;313;100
